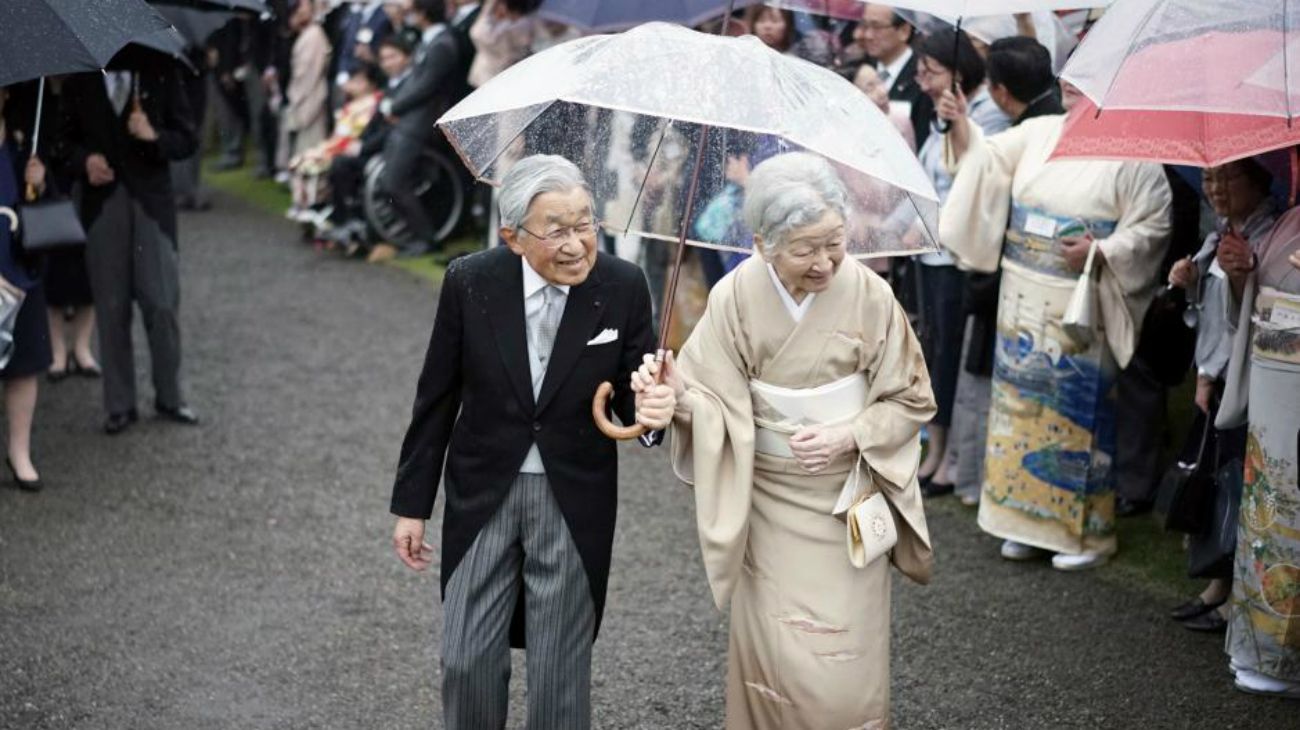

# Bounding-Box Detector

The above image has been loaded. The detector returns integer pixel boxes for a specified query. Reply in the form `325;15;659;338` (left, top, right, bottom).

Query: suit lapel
484;251;535;414
536;265;605;416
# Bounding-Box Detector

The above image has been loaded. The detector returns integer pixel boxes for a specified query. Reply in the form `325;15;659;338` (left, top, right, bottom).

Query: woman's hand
1289;249;1300;272
789;423;856;474
632;350;685;402
1168;256;1197;290
1194;375;1215;415
24;156;47;196
1217;231;1253;299
1060;235;1100;273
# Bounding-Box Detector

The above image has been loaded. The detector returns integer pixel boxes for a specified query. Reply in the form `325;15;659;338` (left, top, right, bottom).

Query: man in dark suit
859;4;932;149
60;69;199;434
331;0;394;91
373;0;466;256
390;155;673;729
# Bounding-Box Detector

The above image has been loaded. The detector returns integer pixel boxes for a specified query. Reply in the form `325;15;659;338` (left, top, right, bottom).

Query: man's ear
501;227;525;255
751;234;767;261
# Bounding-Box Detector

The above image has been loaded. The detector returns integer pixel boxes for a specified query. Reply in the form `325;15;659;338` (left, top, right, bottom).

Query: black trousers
328;154;367;224
380;131;437;250
1115;353;1168;503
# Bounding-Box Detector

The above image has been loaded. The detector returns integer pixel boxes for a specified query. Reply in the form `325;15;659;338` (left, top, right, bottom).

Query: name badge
1023;213;1058;238
357;28;374;45
1270;297;1300;329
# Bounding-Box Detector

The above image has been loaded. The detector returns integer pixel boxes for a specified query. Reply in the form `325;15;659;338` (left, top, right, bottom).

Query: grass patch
201;158;483;286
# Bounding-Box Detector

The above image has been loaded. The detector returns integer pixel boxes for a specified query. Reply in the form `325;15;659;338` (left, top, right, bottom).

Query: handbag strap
1191;413;1214;468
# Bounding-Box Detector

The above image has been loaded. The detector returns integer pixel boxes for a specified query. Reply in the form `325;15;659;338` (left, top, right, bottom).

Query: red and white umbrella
1054;0;1300;167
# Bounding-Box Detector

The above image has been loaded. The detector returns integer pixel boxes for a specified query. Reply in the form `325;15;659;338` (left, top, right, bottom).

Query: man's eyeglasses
519;219;600;247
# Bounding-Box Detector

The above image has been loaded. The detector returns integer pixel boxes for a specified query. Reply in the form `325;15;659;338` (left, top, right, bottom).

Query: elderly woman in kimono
634;152;935;728
937;81;1172;570
1214;207;1300;699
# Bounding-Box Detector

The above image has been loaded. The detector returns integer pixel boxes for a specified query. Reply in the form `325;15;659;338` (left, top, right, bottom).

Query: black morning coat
59;69;197;245
390;246;657;648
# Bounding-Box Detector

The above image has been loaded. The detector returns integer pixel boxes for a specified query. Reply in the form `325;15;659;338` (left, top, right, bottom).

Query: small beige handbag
1062;238;1100;346
834;458;898;569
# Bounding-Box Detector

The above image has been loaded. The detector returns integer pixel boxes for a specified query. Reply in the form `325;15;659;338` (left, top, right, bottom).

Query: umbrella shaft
657;123;713;350
31;77;45;157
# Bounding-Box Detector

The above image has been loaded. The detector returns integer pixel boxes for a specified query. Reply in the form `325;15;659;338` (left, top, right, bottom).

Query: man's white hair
742;152;848;256
498;154;592;230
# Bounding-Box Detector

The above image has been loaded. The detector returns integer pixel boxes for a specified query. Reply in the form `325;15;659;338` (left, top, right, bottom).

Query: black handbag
1137;285;1197;387
1188;457;1244;578
18;197;86;253
1155;415;1217;535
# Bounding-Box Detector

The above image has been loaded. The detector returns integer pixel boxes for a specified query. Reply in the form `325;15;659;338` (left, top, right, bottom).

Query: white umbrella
438;22;939;258
765;0;1110;24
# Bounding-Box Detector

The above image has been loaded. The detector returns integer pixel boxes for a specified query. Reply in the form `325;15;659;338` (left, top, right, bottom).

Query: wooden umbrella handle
592;381;648;441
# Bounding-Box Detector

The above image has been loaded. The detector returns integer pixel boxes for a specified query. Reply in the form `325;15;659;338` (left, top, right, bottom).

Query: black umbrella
110;27;200;73
0;0;172;87
154;5;237;49
150;0;270;15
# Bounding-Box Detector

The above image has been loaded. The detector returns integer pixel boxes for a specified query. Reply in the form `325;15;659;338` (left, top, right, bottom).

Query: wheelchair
362;145;468;247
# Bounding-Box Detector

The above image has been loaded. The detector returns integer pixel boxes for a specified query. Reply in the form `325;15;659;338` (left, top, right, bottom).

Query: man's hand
1060;235;1098;274
789;424;856;474
128;104;159;142
1168;256;1197;290
393;517;434;571
86;153;115;187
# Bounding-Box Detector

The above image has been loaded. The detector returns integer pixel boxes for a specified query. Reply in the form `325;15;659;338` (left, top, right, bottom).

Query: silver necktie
531;285;564;392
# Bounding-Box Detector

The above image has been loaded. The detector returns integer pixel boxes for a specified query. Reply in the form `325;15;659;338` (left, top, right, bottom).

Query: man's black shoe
156;403;200;426
104;409;139;435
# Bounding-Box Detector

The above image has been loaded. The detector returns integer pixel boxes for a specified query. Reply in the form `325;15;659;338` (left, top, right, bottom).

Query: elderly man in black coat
60;68;199;434
390;154;674;729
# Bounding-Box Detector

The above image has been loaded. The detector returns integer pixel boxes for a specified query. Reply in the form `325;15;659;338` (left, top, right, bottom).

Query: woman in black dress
0;85;54;491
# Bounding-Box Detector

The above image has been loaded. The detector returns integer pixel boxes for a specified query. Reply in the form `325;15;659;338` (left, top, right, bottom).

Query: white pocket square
586;328;619;346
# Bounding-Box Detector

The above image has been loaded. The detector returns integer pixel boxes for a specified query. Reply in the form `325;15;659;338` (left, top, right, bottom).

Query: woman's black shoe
6;458;42;492
1170;596;1227;621
47;366;70;383
73;358;101;379
922;481;955;498
1183;611;1228;633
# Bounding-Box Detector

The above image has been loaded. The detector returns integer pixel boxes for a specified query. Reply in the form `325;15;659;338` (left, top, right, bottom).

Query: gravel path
0;194;1293;729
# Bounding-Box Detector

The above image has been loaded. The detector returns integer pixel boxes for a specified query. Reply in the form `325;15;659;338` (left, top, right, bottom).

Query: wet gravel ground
1;194;1295;729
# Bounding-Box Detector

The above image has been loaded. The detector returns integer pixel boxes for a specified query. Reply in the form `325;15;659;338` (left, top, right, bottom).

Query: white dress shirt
519;257;570;473
876;47;913;95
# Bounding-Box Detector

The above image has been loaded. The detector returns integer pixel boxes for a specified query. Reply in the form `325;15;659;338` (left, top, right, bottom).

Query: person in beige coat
284;0;331;167
635;152;934;729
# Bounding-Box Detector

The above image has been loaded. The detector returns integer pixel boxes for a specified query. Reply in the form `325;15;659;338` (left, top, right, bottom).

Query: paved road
0;195;1293;729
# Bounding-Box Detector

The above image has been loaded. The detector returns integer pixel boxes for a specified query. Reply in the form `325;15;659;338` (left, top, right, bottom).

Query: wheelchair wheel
363;147;467;247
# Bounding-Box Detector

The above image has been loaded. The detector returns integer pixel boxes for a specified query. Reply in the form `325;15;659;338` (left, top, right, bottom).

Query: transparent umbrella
438;21;939;437
764;0;1111;23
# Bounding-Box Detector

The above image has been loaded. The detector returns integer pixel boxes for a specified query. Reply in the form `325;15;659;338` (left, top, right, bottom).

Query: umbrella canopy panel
766;0;1111;24
1062;0;1300;118
0;0;172;87
439;23;939;258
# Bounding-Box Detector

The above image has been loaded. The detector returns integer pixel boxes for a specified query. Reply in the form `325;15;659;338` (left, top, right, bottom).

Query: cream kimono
939;115;1171;556
671;255;934;729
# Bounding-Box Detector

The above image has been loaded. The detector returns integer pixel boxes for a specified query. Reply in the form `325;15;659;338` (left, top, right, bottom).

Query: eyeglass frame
516;218;602;248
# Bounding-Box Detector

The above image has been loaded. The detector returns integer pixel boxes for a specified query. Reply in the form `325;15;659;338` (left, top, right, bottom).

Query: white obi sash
749;372;869;459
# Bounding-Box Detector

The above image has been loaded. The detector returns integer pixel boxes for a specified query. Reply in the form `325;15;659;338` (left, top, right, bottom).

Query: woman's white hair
498;154;591;229
742;152;848;255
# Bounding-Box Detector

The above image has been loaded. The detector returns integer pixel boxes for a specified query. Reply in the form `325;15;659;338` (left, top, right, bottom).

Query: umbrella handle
592;381;649;441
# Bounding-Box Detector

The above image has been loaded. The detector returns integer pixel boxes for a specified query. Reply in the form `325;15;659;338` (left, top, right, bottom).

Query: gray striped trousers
442;473;595;729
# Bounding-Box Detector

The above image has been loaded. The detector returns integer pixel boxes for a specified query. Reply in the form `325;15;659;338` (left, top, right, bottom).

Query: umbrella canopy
765;0;1110;24
110;27;199;72
438;22;939;257
1056;1;1300;166
150;0;269;14
0;0;172;87
537;0;758;31
154;4;238;48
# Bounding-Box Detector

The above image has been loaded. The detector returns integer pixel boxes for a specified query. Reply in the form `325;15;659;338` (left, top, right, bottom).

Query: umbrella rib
467;101;559;182
619;119;673;236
